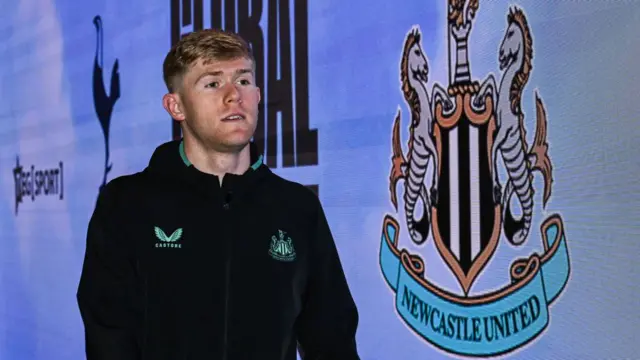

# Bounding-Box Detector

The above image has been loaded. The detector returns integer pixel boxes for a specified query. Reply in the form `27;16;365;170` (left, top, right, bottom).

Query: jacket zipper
221;192;232;360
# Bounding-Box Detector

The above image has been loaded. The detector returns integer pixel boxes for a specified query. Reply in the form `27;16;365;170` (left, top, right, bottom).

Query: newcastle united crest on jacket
380;1;571;357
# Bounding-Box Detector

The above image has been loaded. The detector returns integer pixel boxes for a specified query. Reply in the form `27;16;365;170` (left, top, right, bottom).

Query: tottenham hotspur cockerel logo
92;15;120;195
379;1;571;357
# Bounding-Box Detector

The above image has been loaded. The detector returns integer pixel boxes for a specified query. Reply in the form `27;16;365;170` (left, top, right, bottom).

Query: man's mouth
222;113;245;122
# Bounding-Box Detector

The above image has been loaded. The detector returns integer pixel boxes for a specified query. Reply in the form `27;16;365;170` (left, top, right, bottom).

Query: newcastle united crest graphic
380;1;570;357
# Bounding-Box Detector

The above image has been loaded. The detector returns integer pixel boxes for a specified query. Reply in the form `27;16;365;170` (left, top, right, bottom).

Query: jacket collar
146;139;270;200
177;139;264;172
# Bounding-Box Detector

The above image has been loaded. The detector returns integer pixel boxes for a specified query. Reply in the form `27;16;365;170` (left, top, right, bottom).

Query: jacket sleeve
76;184;140;360
296;199;360;359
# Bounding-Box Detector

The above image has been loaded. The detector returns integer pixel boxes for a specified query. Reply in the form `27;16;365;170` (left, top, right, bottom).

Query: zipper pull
223;191;232;210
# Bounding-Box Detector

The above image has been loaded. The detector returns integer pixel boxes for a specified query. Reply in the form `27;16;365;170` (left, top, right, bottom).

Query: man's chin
209;135;252;153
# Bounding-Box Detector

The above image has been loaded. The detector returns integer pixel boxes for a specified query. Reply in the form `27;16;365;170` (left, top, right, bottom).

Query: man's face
166;57;261;153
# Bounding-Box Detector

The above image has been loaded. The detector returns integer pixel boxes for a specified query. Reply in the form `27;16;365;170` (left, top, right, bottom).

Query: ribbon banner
379;214;570;357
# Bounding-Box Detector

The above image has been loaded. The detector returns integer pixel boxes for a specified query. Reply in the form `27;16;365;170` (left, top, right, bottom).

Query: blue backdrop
1;0;639;359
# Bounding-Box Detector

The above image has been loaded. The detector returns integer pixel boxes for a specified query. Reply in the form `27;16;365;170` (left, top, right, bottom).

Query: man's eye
238;79;251;85
206;82;219;88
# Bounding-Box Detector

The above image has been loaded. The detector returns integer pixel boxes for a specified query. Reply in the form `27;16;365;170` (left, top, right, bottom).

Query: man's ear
162;92;186;121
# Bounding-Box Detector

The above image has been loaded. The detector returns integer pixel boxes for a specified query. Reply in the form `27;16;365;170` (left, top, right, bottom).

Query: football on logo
379;1;571;357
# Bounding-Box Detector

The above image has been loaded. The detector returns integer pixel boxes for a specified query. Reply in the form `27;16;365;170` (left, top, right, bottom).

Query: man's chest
125;192;311;304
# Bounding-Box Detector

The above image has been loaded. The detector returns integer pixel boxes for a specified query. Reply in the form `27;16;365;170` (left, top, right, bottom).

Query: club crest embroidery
379;1;571;357
269;230;296;262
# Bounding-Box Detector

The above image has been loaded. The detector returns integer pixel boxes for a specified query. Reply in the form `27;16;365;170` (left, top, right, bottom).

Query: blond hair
162;29;255;92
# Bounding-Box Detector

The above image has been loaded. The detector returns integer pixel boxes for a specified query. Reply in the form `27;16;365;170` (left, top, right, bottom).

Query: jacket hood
144;139;271;198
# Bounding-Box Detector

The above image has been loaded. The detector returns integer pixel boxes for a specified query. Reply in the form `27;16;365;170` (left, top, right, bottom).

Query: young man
77;29;360;359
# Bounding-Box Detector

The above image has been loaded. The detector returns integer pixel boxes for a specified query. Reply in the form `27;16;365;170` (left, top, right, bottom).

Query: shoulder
95;171;149;212
260;171;325;228
265;172;321;209
103;171;146;195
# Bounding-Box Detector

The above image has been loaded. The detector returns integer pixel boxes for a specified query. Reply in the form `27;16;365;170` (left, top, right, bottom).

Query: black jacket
77;139;360;360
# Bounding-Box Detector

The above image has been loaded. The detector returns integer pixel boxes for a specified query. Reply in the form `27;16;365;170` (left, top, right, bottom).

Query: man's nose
223;83;241;102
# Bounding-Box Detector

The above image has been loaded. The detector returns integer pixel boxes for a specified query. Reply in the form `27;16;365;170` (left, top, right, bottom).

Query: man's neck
183;138;251;183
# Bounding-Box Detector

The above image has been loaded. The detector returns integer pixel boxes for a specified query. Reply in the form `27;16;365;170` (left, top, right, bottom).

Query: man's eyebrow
194;68;253;85
195;70;222;83
235;68;253;75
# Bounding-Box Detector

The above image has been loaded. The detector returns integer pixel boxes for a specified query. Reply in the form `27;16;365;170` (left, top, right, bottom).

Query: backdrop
1;0;639;359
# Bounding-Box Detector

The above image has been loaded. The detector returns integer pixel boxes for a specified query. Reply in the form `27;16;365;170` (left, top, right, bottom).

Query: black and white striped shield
431;91;502;296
